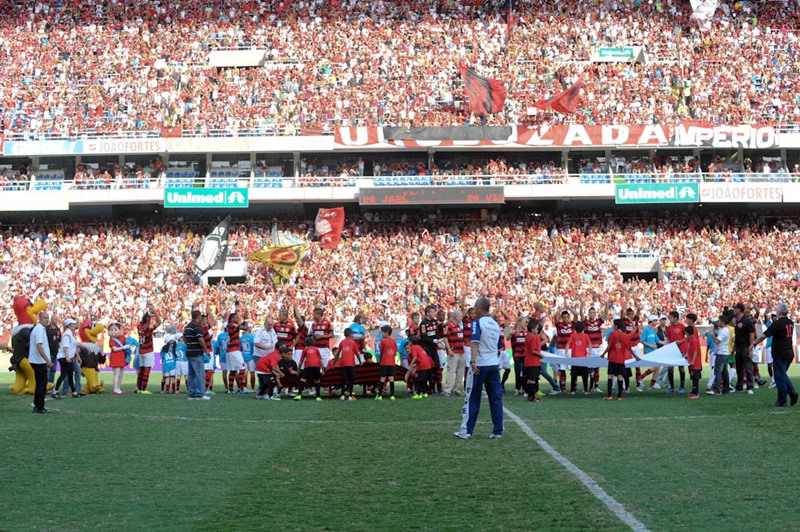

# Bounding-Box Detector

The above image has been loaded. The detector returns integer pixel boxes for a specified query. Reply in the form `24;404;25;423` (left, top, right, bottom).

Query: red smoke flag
533;77;583;114
459;65;506;114
315;207;345;249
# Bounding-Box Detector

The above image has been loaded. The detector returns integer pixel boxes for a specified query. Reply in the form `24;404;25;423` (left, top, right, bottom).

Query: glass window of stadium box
789;151;800;179
33;156;75;191
76;155;117;190
122;154;167;189
165;155;204;189
368;154;429;187
741;149;787;179
210;154;250;188
699;149;772;182
0;158;33;192
254;154;292;189
605;149;698;184
297;155;361;187
433;152;564;185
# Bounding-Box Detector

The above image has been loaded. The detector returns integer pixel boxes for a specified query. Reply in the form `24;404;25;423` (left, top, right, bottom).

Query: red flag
533;77;583;114
459;65;506;114
315;207;345;249
161;126;183;138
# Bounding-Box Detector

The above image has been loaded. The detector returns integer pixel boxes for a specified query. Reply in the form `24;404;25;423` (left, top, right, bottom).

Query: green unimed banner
164;188;249;208
615;183;699;204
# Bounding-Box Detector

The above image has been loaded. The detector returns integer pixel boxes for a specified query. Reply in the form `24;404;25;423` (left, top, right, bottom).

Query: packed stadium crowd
2;210;800;336
2;0;799;139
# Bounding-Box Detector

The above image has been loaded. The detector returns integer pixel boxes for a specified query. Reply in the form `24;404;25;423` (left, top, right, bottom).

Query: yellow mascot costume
9;296;48;395
78;320;106;394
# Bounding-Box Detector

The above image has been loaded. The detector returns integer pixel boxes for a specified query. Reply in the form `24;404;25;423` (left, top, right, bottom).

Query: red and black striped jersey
137;323;154;354
311;319;333;348
446;321;465;354
462;318;473;342
295;324;309;349
584;318;604;346
510;332;527;357
274;320;297;345
623;317;640;346
556;321;574;349
226;321;241;352
202;324;212;347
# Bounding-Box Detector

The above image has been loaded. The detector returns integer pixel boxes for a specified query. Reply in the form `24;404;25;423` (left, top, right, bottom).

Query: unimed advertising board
615;183;699;204
164;188;249;208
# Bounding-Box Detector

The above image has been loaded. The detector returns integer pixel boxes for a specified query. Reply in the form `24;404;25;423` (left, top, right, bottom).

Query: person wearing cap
638;316;661;389
707;316;731;395
55;318;82;398
753;303;798;407
733;303;756;394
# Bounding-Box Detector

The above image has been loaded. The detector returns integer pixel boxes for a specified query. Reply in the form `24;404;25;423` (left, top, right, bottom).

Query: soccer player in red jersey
297;335;323;401
567;321;592;395
408;335;434;398
311;307;334;368
666;311;687;393
622;307;644;391
601;319;640;400
336;328;362;401
509;317;528;396
254;347;285;400
584;307;605;393
523;319;544;402
274;307;298;354
135;307;161;394
226;310;249;394
685;325;703;399
554;309;575;393
376;325;399;401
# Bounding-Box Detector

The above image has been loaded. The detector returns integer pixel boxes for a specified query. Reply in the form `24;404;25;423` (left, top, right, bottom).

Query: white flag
690;0;719;31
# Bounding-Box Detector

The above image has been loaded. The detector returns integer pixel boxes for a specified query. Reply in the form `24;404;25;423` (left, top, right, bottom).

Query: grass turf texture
3;370;800;531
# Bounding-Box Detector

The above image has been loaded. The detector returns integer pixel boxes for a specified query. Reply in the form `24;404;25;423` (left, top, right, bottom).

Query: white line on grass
532;410;789;424
504;406;651;532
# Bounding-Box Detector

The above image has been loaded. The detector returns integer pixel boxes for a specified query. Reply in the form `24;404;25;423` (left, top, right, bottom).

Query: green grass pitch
2;369;800;531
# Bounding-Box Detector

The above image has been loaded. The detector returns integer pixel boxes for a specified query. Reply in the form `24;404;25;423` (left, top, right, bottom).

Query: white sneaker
769;381;777;389
340;395;347;401
549;389;562;396
652;383;662;390
489;433;503;440
269;396;281;401
200;396;211;401
747;389;754;395
453;431;471;440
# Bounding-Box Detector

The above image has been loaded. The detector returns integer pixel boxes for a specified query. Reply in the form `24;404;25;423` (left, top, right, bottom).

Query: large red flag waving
533;77;583;114
315;207;345;249
460;65;506;115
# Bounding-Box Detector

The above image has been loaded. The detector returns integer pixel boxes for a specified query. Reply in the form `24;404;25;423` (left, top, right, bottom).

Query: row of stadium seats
580;174;613;184
374;176;433;186
254;169;285;178
33;179;64;191
208;177;239;188
252;177;283;188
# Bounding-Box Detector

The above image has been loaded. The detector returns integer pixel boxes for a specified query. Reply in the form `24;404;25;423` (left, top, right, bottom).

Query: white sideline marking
504;406;650;532
534;410;789;424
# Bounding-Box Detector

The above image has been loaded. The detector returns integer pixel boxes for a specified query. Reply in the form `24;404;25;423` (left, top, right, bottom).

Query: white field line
504;406;650;532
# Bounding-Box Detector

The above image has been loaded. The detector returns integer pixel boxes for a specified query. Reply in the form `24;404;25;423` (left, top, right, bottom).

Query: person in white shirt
455;298;504;440
254;318;278;365
29;312;54;413
55;318;83;398
707;317;731;395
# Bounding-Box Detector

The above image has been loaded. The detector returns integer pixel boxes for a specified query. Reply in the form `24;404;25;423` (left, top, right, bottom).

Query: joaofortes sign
615;183;699;204
700;183;782;203
164;188;249;208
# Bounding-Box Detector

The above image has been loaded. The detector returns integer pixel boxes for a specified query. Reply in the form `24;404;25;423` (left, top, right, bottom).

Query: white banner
542;343;688;368
781;183;800;203
690;0;719;31
700;182;782;203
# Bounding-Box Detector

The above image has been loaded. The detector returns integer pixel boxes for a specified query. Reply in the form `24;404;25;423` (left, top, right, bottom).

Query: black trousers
513;356;525;390
55;359;75;394
734;346;754;390
32;362;48;410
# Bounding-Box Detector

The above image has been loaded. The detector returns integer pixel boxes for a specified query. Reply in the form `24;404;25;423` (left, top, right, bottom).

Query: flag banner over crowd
194;216;230;277
248;243;308;279
459;65;506;114
542;343;688;369
315;207;345;249
532;77;583;114
335;123;776;149
690;0;719;31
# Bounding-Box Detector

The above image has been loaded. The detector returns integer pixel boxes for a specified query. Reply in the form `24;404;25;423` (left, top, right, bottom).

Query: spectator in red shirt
523;318;544;402
567;321;592;395
297;335;323;402
376;325;399;401
336;328;362;401
602;319;640;401
684;326;703;400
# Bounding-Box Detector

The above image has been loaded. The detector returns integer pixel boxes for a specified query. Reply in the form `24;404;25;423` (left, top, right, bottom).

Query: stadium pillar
293;152;300;178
